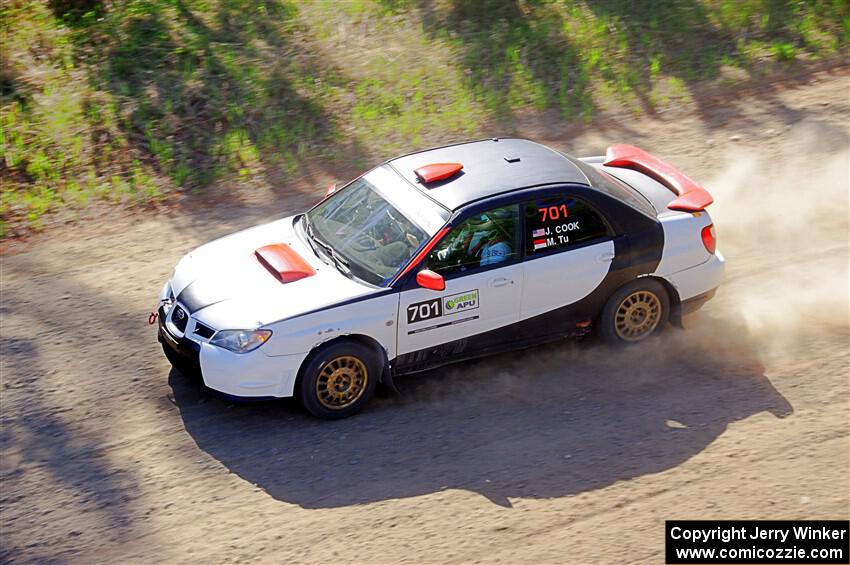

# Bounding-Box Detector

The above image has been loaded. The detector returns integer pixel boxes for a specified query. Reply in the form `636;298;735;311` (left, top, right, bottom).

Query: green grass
2;0;848;236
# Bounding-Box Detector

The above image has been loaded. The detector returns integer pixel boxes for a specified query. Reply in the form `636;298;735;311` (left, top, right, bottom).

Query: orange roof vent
414;162;463;184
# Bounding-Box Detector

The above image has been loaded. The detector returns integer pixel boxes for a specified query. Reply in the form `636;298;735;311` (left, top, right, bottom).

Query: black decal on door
407;315;479;335
406;298;443;324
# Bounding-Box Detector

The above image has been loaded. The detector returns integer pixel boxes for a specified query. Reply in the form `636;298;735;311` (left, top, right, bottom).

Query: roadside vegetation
2;0;848;237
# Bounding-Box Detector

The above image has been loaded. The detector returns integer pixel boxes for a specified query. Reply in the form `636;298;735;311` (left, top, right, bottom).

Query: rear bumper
667;250;725;303
663;251;724;326
681;287;717;316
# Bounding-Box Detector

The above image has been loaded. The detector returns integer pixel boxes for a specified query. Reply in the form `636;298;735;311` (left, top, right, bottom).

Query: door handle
597;252;615;263
489;277;514;288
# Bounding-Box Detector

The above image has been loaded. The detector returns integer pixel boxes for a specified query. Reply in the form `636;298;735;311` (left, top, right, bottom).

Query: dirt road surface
2;68;848;564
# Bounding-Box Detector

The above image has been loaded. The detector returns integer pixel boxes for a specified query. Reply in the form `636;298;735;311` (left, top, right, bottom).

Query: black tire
598;278;670;345
297;340;380;419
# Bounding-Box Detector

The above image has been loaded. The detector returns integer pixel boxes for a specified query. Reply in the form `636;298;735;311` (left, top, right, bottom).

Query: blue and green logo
443;290;479;313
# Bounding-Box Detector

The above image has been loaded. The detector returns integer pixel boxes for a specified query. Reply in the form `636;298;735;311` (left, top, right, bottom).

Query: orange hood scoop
254;244;316;283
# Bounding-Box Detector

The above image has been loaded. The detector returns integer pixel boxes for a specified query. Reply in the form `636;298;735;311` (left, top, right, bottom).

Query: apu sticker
442;290;479;314
407;289;479;324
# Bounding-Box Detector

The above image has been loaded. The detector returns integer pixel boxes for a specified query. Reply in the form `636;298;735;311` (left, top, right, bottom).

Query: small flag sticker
532;228;546;238
533;238;548;251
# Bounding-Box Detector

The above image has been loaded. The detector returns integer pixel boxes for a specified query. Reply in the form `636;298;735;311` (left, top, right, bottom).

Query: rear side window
564;155;656;216
524;196;610;255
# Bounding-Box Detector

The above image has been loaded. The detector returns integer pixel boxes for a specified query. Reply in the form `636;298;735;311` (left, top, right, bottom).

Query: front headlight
210;329;272;354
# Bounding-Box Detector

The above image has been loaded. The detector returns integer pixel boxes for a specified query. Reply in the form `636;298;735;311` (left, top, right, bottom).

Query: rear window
565;155;656;216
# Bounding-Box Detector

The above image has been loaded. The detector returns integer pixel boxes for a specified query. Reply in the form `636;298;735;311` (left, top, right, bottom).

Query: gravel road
1;68;848;564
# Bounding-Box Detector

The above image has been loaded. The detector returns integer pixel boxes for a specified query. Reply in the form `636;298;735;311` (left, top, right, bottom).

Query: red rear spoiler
603;144;713;212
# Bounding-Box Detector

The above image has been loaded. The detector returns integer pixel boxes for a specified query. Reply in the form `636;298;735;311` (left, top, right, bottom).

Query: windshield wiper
301;214;320;256
301;214;352;276
321;243;352;277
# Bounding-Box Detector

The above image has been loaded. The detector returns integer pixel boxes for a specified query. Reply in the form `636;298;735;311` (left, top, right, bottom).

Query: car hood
170;215;380;329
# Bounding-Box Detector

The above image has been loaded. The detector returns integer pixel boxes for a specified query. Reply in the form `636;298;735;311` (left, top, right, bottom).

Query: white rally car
155;139;724;418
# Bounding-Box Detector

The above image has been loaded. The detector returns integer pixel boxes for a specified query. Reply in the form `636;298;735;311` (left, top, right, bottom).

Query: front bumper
157;302;303;399
158;306;201;378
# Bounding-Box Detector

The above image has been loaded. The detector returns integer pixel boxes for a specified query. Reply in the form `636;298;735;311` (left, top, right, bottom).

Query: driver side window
426;205;520;275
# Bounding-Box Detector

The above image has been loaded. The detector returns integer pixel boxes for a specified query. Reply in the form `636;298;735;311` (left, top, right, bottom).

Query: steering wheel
350;233;379;251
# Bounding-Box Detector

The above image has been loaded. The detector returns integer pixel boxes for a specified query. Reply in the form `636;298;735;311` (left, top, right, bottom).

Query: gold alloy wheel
316;355;369;410
614;290;663;342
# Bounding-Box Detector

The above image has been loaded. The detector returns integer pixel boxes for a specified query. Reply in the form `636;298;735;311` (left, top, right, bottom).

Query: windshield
305;167;450;285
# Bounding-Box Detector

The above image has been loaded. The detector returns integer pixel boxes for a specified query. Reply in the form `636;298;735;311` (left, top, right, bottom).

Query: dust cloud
422;123;850;397
705;122;849;359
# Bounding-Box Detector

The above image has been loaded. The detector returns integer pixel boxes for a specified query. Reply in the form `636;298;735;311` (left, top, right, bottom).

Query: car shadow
170;313;792;508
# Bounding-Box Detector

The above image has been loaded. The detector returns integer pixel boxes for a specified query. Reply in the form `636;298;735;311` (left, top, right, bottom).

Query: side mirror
416;269;445;291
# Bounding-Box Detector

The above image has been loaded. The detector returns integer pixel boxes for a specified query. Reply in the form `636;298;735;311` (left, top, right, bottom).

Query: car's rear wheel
298;340;380;419
598;279;670;344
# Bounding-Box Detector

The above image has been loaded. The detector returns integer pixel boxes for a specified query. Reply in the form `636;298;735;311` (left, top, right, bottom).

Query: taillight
701;224;716;254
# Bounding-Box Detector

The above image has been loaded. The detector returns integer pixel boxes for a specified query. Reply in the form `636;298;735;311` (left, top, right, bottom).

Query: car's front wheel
598;278;670;344
298;340;380;419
